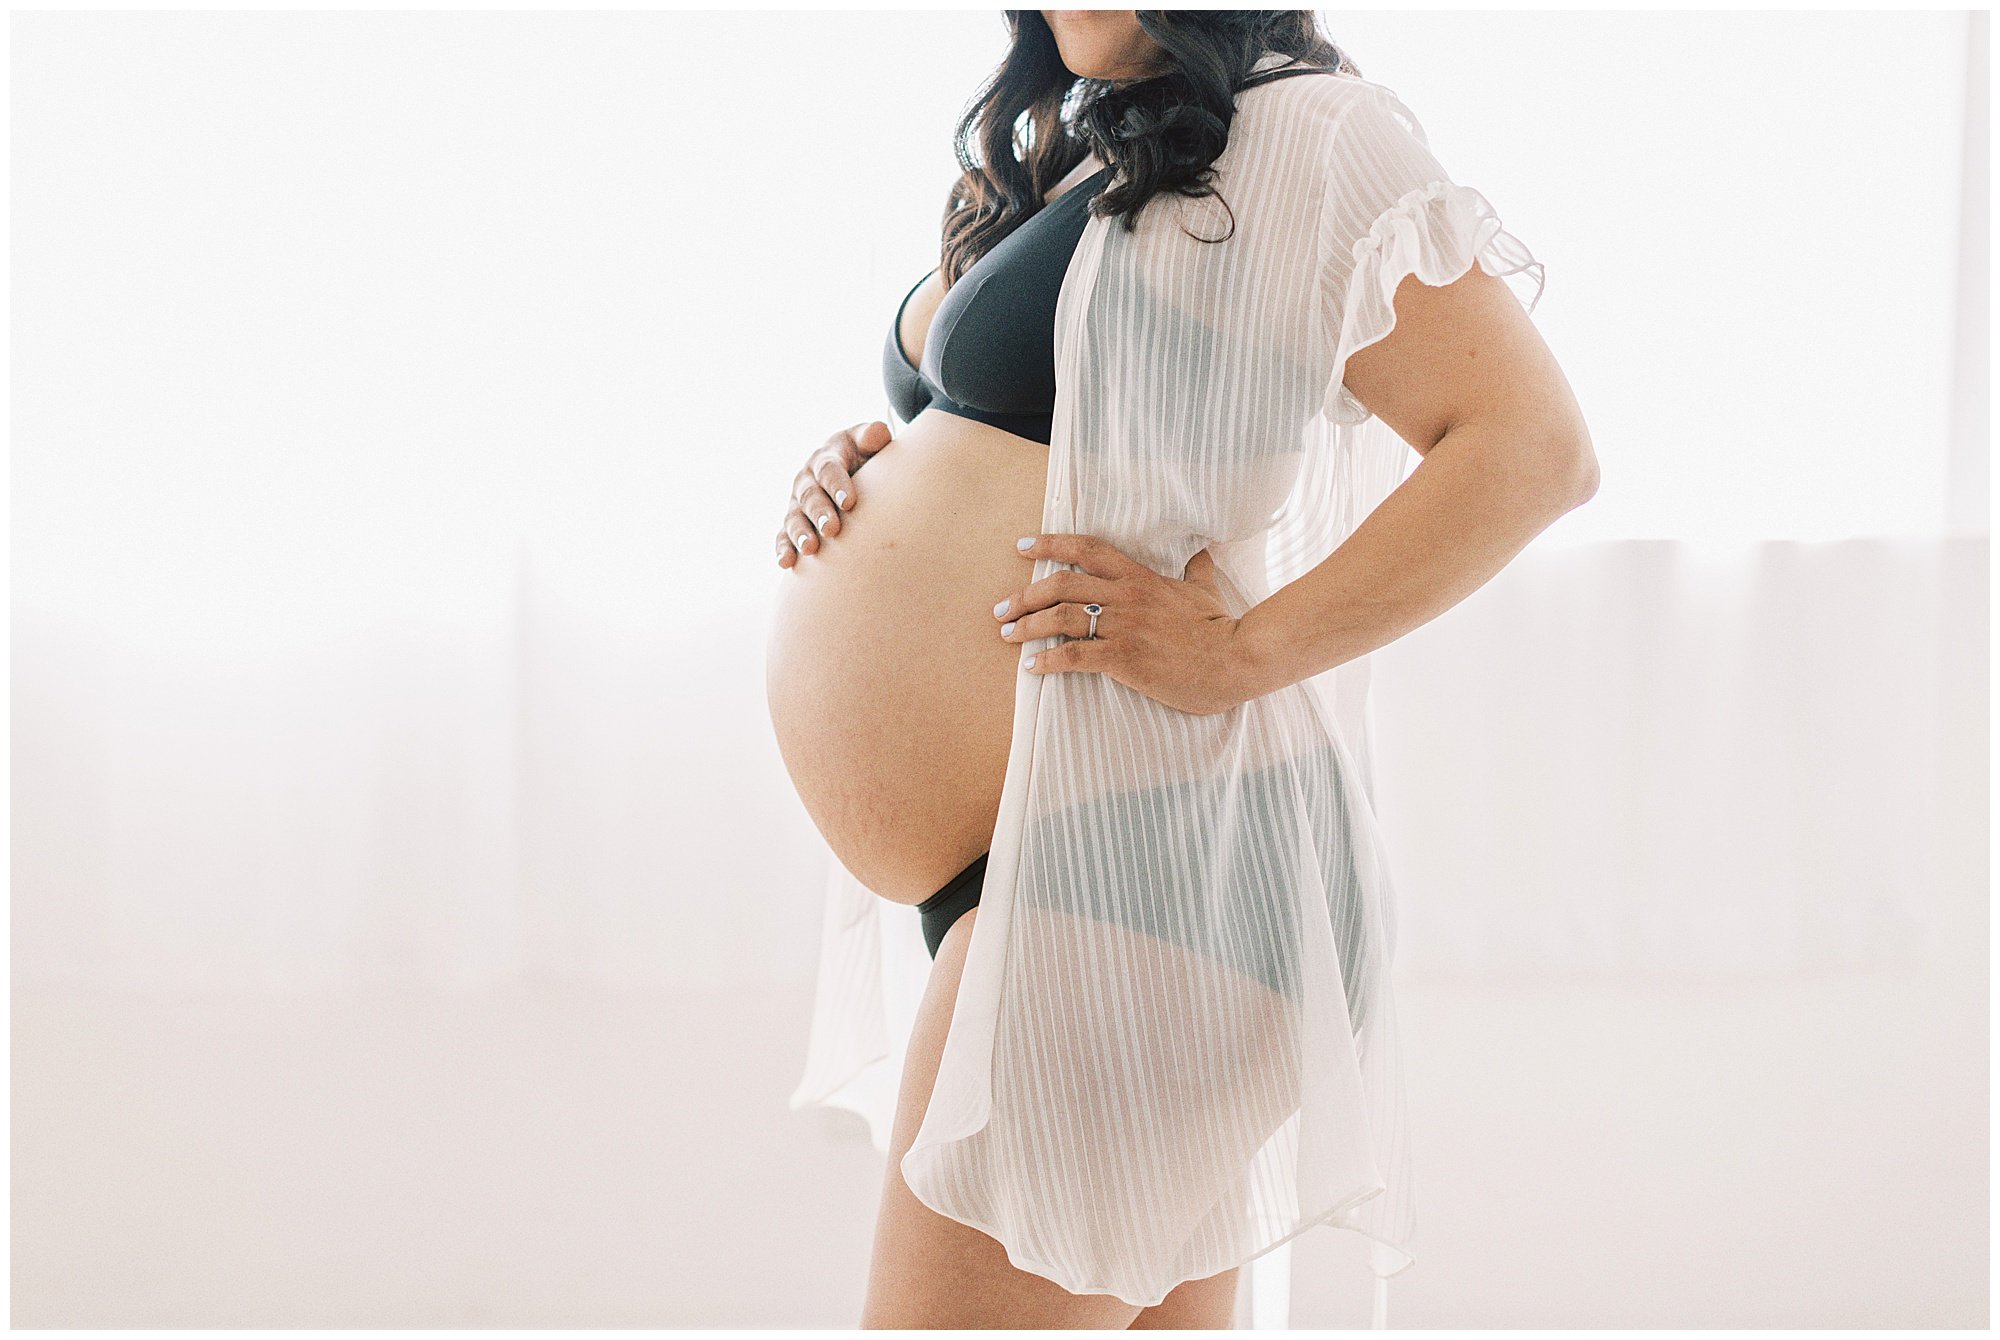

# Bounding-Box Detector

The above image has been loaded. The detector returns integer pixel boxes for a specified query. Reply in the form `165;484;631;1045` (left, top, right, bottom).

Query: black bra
881;165;1111;446
879;62;1344;446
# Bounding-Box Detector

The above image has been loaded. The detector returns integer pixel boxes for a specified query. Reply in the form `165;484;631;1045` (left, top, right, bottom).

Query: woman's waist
1018;671;1358;814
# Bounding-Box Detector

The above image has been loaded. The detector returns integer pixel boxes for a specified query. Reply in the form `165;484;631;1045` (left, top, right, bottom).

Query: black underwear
915;851;988;958
902;740;1375;1026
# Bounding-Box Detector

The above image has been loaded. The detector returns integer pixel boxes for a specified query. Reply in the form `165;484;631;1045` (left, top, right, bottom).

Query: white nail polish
835;490;849;508
1023;654;1036;670
818;514;831;529
1000;621;1016;637
1016;537;1035;551
994;598;1010;617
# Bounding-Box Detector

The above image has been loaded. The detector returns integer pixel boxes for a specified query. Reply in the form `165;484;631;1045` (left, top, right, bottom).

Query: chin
1041;9;1160;83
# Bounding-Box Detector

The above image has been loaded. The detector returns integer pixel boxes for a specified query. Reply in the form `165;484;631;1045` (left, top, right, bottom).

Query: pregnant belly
764;409;1049;904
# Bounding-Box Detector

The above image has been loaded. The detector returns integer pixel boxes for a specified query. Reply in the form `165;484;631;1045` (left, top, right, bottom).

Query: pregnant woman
767;10;1595;1329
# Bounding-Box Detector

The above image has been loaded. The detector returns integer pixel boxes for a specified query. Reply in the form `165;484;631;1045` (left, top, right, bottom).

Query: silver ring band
1084;603;1102;639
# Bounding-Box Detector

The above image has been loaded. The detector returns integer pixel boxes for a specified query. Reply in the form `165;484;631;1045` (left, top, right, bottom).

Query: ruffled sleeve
1315;83;1547;426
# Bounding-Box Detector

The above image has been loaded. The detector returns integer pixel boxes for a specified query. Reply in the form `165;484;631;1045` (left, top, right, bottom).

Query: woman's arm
994;266;1591;716
995;83;1589;716
1228;261;1597;701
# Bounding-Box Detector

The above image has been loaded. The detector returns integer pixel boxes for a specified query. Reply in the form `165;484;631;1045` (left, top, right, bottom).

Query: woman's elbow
1530;398;1598;510
1563;430;1600;507
1517;362;1597;509
1483;412;1598;512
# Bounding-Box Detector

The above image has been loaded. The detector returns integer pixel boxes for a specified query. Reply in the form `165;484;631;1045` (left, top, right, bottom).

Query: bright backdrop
11;8;1987;1329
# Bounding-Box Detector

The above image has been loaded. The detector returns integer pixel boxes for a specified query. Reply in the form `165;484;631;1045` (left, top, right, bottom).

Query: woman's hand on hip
994;534;1258;716
776;419;892;567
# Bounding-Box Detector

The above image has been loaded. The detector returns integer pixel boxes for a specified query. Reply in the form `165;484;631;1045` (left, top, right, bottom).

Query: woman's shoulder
1238;68;1412;139
1239;66;1388;109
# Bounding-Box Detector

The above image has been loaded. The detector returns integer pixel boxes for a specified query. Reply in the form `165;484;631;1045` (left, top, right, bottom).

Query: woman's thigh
859;907;1145;1329
1128;1268;1240;1329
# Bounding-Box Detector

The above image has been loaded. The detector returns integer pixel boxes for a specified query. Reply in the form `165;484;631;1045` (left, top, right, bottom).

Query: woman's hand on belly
777;419;892;566
763;412;1052;899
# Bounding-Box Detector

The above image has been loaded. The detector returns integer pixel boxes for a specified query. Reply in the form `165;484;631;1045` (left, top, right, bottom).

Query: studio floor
12;965;1986;1328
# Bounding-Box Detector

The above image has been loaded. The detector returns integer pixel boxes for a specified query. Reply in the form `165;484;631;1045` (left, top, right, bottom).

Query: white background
11;9;1988;1328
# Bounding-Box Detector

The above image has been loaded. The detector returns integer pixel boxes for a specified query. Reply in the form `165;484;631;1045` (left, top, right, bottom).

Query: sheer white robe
788;53;1546;1325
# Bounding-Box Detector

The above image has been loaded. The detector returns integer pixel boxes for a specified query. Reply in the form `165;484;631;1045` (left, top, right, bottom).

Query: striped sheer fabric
791;55;1545;1323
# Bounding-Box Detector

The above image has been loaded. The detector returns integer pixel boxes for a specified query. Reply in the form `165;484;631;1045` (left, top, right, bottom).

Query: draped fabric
790;56;1546;1322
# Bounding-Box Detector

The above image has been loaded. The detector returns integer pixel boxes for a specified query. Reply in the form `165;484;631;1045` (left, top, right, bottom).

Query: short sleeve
1314;83;1546;425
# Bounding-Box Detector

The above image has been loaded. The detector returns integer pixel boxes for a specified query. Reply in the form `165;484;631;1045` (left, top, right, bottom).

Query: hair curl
938;11;1358;286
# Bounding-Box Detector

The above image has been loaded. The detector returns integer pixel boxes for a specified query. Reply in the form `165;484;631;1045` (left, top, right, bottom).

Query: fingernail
817;514;831;529
1000;621;1016;637
1016;536;1035;551
994;598;1010;617
1023;654;1036;670
835;490;849;508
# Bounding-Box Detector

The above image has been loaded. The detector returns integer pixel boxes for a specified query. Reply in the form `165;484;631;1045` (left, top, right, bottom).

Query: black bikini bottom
903;741;1377;1027
915;851;988;958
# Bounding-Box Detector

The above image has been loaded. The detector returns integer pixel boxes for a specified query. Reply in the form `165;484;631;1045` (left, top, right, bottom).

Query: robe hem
898;1169;1412;1310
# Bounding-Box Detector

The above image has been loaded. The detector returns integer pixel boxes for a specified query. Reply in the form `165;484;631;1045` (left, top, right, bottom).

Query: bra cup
920;268;989;398
882;310;932;424
925;178;1105;416
890;167;1110;425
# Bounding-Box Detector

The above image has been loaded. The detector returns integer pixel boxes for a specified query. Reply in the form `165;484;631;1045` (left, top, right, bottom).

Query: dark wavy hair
938;10;1358;286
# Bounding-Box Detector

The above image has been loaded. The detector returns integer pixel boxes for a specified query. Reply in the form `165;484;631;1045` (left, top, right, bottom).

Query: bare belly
764;408;1048;904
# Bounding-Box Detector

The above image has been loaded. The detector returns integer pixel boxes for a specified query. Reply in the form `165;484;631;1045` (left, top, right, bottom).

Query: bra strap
1237;63;1345;91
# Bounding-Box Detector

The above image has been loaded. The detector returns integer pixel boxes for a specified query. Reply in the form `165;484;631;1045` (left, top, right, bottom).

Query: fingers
800;420;891;533
999;600;1103;645
992;567;1119;623
826;420;893;512
803;439;854;518
1023;634;1118;675
1014;533;1148;580
792;471;843;540
845;419;892;468
781;422;894;569
777;505;821;563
